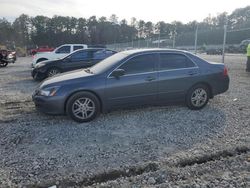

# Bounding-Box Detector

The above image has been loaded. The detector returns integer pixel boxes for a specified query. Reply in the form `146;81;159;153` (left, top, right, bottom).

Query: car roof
75;48;116;52
63;48;116;58
120;48;188;55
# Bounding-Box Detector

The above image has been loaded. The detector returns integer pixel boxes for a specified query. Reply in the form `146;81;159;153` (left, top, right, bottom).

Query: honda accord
32;49;229;122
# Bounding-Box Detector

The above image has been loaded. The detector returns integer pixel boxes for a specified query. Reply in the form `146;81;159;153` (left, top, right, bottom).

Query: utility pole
194;24;198;54
173;32;176;48
222;18;228;64
158;31;161;48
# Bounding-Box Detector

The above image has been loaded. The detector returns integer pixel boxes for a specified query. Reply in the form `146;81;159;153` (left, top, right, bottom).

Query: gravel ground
0;54;249;187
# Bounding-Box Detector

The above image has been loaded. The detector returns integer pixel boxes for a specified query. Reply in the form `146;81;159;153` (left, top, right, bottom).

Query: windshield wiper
84;68;94;74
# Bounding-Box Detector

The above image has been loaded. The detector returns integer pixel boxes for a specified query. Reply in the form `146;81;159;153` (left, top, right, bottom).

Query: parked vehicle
7;50;17;63
0;54;8;67
0;49;17;63
31;48;116;81
206;48;222;55
0;49;16;67
239;39;250;53
31;46;54;56
32;49;230;122
31;44;88;67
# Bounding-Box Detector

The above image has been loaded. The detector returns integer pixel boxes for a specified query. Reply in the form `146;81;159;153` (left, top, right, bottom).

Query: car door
158;53;200;102
62;50;93;71
105;53;158;108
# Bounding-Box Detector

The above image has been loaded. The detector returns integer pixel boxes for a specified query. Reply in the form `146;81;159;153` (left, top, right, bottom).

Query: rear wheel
0;61;8;67
186;84;209;110
47;68;61;77
66;92;100;122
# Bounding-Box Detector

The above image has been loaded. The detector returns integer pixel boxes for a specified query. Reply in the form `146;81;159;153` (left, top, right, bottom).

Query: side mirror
111;69;125;78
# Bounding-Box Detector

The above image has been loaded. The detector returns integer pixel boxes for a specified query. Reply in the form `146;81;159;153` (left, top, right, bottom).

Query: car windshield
89;52;128;74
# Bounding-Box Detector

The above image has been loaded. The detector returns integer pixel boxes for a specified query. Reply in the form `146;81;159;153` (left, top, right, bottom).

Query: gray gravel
0;54;249;187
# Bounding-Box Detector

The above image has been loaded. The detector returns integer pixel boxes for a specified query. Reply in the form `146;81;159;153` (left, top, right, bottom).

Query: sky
0;0;249;23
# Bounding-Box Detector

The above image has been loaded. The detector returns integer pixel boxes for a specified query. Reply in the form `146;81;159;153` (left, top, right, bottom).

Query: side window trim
108;53;158;78
158;52;198;72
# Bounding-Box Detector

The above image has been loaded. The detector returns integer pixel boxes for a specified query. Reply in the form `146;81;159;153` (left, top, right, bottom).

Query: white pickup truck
31;44;88;67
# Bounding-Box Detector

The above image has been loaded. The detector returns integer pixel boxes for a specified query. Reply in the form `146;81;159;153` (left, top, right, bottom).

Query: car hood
35;59;61;67
40;69;93;88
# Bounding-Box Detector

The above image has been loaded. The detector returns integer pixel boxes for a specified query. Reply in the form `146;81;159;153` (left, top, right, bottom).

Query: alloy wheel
191;88;208;107
72;97;96;120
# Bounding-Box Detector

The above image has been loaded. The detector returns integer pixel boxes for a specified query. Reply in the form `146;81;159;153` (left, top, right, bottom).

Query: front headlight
39;86;60;97
8;54;13;58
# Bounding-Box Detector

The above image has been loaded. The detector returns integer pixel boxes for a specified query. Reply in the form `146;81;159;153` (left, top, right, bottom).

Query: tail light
223;67;228;76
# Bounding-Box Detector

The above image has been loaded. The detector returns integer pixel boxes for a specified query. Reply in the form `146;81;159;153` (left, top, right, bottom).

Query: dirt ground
0;54;249;187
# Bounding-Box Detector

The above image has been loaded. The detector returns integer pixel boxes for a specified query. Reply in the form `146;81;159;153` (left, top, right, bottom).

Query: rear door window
119;54;156;75
73;45;83;51
159;53;196;70
70;51;91;61
93;50;115;60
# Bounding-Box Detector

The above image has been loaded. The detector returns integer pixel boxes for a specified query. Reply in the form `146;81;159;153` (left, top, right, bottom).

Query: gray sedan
32;49;229;122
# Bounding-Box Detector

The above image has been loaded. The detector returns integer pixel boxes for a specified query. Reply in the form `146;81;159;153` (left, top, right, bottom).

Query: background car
31;48;117;80
31;44;88;67
206;48;223;55
32;49;229;122
30;46;54;56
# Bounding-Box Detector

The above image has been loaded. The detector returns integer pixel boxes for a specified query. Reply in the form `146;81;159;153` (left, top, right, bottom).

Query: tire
186;84;209;110
66;92;100;122
47;68;61;78
0;62;8;67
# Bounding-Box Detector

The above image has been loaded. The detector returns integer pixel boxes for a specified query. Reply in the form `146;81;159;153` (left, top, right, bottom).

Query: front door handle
188;71;198;76
145;76;156;81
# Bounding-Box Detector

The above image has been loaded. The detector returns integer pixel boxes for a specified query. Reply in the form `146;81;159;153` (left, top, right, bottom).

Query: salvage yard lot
0;54;249;187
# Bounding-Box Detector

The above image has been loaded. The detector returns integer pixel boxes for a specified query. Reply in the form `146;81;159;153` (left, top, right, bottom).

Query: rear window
159;53;195;70
187;53;208;65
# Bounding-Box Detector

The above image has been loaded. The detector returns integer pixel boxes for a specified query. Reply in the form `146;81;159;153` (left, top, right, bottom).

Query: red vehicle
31;46;54;55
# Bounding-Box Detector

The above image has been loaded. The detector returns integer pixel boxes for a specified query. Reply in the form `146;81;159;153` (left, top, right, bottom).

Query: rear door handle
145;76;156;81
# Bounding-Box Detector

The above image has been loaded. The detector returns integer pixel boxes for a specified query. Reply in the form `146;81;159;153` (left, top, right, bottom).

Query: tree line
0;6;250;49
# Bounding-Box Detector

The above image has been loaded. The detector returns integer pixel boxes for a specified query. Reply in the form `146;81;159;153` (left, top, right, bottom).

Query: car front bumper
32;94;65;115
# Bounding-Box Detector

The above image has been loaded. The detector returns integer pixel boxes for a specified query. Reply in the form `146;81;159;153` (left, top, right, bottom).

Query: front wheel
0;61;8;67
186;84;209;110
47;68;61;78
66;92;100;122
